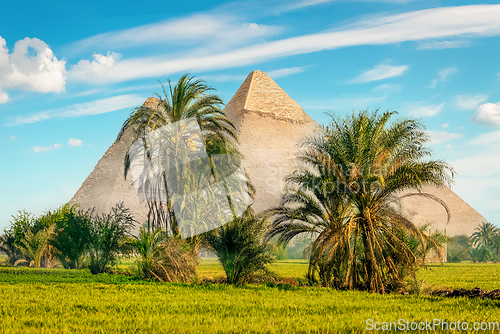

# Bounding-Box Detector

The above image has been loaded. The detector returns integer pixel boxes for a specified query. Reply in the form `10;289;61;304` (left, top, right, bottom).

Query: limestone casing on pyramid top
224;70;317;129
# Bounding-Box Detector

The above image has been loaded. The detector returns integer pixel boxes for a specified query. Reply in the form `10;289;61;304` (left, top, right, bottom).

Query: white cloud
68;138;83;147
285;0;414;11
285;0;332;10
352;64;408;83
471;130;500;145
430;66;457;88
69;52;120;83
32;143;63;153
372;83;402;92
425;130;462;144
0;90;8;104
456;94;488;110
406;103;444;117
0;37;66;100
67;4;500;84
67;15;280;55
9;135;16;141
452;150;500;177
471;101;500;127
267;67;305;78
442;123;449;128
417;39;470;50
13;94;144;125
302;94;387;111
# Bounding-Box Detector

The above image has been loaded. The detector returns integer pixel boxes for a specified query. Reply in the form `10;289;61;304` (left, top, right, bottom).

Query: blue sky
1;0;500;230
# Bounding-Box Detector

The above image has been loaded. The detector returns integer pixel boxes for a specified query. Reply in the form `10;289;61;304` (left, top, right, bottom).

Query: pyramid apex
223;70;315;126
142;97;161;109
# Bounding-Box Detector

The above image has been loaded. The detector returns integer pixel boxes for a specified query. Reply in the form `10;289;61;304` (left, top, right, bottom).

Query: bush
50;205;91;269
87;203;135;274
0;231;23;266
204;208;274;286
126;228;197;282
447;235;471;263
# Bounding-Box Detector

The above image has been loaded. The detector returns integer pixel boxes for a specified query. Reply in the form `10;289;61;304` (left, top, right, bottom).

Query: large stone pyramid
69;70;487;237
222;70;319;213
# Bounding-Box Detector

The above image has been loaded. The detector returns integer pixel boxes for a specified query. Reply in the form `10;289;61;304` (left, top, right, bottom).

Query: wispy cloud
430;66;457;88
372;83;402;93
0;90;8;104
425;130;462;144
406;103;444;117
285;0;414;11
66;15;280;56
12;94;144;125
302;94;387;111
352;64;408;83
417;39;470;50
68;138;83;147
67;5;500;84
471;130;500;145
471;101;500;127
267;67;306;78
32;143;63;153
455;94;488;110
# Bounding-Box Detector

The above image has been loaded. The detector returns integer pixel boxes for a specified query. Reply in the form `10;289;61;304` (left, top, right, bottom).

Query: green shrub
126;228;197;282
50;205;91;269
204;208;274;285
87;203;135;274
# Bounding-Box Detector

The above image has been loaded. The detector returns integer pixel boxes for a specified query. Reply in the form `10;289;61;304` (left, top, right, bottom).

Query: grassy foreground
1;261;499;333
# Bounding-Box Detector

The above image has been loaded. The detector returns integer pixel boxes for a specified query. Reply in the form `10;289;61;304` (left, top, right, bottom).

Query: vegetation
126;227;197;282
50;205;91;269
1;263;500;333
1;203;136;275
15;226;54;267
447;235;471;263
0;231;23;265
119;74;246;235
265;111;453;293
87;203;135;274
204;208;275;285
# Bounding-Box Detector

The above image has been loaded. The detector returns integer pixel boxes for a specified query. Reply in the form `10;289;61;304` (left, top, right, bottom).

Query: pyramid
222;70;319;213
70;70;487;238
398;185;487;237
67;98;161;223
222;70;487;236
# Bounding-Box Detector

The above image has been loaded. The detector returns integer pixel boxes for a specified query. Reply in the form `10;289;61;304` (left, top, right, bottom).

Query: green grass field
1;260;500;333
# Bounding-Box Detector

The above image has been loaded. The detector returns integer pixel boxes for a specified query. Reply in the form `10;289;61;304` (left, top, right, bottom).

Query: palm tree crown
119;74;249;235
265;110;454;293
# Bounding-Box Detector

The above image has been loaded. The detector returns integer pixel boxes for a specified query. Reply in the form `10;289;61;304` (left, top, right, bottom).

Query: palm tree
126;227;197;282
16;225;54;267
119;74;246;236
0;231;23;265
204;207;275;285
265;110;454;293
470;222;498;249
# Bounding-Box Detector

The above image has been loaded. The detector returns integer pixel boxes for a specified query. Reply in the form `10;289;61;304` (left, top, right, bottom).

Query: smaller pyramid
399;185;488;237
68;100;159;222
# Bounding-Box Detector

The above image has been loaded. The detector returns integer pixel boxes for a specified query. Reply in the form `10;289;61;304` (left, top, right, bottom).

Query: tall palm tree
265;110;454;293
471;222;498;249
119;74;248;235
